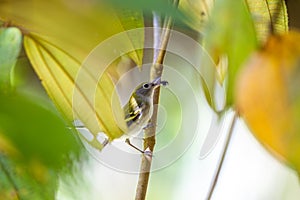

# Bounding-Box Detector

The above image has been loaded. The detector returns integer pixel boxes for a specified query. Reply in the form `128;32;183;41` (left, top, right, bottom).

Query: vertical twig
134;1;178;200
206;112;238;200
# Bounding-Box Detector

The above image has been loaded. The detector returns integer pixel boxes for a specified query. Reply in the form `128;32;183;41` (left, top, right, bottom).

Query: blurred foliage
201;0;258;111
0;93;80;169
236;31;300;173
0;89;81;199
0;154;57;200
102;0;185;20
198;0;289;111
0;26;82;199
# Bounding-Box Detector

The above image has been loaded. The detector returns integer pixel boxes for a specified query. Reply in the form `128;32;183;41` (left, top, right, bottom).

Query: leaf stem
206;111;238;200
134;1;178;200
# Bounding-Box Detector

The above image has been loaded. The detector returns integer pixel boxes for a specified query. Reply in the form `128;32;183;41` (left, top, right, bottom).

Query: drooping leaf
202;0;258;109
236;31;300;173
246;0;289;44
23;34;127;149
0;27;22;93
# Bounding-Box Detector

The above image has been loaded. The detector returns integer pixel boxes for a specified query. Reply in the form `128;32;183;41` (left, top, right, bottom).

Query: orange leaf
236;30;300;172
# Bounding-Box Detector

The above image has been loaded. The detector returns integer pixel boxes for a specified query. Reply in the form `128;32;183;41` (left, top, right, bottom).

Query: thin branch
206;111;238;200
134;1;178;200
0;154;21;200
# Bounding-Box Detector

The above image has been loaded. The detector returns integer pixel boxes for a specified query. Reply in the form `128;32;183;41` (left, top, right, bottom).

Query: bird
123;77;168;154
73;77;168;154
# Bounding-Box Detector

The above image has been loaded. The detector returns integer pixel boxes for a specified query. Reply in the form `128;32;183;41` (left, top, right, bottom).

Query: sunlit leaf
0;0;144;67
202;0;258;109
179;0;213;32
236;31;300;172
0;27;22;93
246;0;289;44
24;34;127;149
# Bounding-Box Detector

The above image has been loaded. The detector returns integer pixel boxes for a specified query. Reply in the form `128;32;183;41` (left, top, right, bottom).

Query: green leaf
0;93;80;169
23;34;127;148
0;154;57;200
0;27;22;93
203;0;258;108
103;0;185;20
116;9;144;66
246;0;289;44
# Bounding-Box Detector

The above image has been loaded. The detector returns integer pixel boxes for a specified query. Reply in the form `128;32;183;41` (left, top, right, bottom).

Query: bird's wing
124;96;142;127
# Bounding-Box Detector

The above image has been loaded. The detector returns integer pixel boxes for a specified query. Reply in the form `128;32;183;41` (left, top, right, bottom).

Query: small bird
73;77;168;154
123;77;168;153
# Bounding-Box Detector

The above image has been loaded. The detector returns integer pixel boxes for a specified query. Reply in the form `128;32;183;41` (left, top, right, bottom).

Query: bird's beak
151;77;168;87
152;77;161;86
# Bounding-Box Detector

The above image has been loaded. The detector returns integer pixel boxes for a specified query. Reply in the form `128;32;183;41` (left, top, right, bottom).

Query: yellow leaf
202;0;257;110
236;31;300;172
246;0;289;44
24;34;127;149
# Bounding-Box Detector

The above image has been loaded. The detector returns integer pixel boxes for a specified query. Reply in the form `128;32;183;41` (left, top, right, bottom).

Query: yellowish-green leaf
179;0;213;32
0;0;144;66
246;0;289;44
117;9;144;67
24;34;127;149
202;0;258;109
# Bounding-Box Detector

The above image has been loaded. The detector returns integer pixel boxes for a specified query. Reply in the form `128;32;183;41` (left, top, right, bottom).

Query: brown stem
134;1;178;200
206;111;238;200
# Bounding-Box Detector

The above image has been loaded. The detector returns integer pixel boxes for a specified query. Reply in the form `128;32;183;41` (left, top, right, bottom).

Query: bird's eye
143;83;150;89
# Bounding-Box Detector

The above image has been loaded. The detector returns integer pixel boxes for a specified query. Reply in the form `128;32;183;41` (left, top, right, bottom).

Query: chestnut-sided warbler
73;77;168;153
123;77;168;137
123;77;168;153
